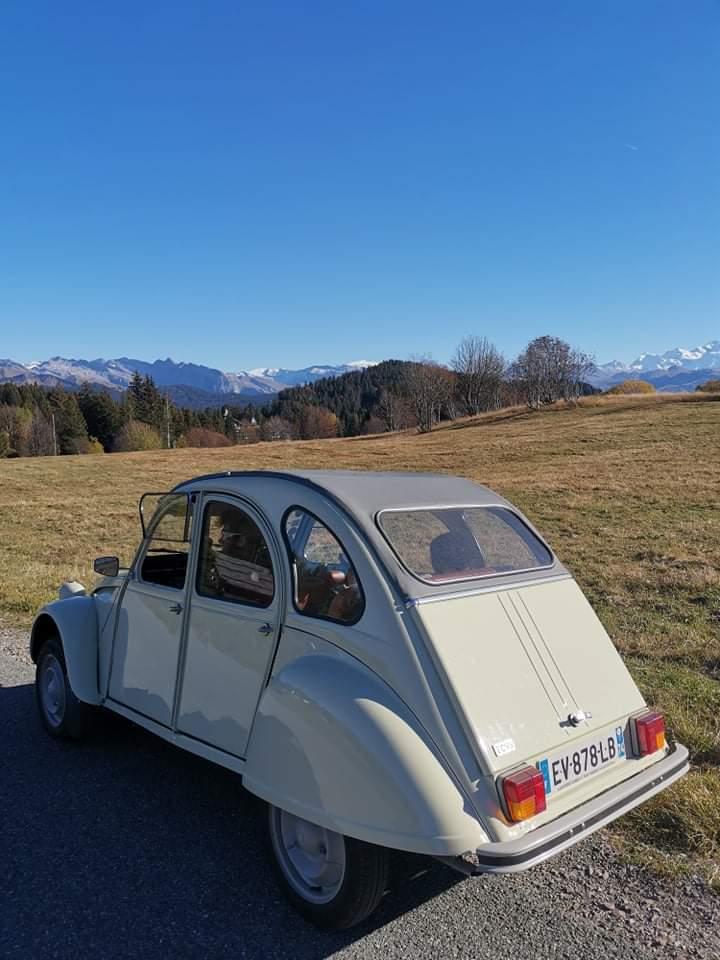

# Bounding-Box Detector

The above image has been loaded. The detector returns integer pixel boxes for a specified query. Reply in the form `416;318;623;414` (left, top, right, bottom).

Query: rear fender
30;596;101;705
244;643;488;857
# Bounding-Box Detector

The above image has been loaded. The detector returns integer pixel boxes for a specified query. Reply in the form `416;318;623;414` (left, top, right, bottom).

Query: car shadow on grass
1;681;463;960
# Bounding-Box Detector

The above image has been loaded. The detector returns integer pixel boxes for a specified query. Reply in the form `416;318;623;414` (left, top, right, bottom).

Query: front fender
30;596;101;705
244;644;488;857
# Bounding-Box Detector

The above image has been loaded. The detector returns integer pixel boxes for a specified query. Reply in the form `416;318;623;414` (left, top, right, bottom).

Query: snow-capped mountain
590;340;720;391
619;341;720;373
246;361;379;389
0;356;379;397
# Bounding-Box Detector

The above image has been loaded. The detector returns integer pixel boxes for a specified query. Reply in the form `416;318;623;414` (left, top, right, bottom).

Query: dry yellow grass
1;392;718;883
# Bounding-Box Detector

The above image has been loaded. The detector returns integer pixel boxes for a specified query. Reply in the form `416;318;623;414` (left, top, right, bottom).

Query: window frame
195;498;276;610
375;503;555;587
139;492;191;541
281;505;366;626
136;494;193;592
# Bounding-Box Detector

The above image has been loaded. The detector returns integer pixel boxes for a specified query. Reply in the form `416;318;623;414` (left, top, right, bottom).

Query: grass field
1;393;718;885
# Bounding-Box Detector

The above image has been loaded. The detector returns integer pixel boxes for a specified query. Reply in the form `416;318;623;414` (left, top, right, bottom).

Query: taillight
502;765;547;822
634;712;666;756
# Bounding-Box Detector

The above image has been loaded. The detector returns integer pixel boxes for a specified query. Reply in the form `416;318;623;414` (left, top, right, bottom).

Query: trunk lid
413;577;645;773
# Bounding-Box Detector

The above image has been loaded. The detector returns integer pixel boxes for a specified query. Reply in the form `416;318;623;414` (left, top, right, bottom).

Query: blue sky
1;1;717;370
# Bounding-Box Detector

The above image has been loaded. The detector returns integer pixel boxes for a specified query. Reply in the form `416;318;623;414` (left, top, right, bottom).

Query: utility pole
51;412;57;456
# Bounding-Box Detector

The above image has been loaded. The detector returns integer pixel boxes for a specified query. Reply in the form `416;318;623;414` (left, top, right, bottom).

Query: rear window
377;506;553;584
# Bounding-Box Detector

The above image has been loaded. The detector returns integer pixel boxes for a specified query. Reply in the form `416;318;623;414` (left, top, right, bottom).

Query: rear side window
196;501;275;607
284;508;365;624
378;506;553;584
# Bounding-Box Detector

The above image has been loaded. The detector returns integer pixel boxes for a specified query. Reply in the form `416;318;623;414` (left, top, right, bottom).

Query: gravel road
1;621;718;960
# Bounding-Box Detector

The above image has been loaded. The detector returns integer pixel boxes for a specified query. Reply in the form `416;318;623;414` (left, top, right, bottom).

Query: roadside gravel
2;620;718;960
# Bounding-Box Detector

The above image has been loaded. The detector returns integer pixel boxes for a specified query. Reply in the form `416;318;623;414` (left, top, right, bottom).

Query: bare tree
259;416;295;441
377;389;413;432
26;409;55;456
451;336;505;415
402;358;452;433
362;415;388;435
510;336;593;408
299;406;338;440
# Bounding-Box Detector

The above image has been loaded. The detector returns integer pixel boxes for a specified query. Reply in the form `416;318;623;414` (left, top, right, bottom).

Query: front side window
139;494;192;590
196;501;274;607
284;508;365;624
378;506;553;584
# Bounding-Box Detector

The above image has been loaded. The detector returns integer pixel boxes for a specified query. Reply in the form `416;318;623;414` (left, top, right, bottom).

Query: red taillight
634;712;666;756
502;765;547;822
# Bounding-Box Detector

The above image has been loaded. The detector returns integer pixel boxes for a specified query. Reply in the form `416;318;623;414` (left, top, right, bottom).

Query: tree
606;379;656;395
451;336;505;415
696;379;720;393
26;409;55;456
182;427;232;448
401;358;452;433
259;416;295;441
127;372;164;428
127;371;146;421
362;415;387;435
510;336;593;408
77;386;125;451
0;404;31;456
47;389;89;454
376;389;413;432
0;383;22;407
299;406;338;439
113;420;163;452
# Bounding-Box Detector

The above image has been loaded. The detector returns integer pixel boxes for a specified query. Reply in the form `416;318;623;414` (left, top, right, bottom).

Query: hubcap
39;654;66;728
269;807;346;904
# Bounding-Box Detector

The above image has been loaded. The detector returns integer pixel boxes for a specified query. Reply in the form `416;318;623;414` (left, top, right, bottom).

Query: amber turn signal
502;765;547;822
634;712;666;756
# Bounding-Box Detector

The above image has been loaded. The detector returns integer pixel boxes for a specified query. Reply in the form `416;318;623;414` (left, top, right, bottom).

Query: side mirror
94;556;120;577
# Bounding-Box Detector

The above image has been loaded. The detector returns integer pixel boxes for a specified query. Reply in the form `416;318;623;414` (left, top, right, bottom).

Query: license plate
537;726;626;794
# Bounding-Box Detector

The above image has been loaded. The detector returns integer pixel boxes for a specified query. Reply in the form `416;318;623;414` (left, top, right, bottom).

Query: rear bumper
441;742;689;875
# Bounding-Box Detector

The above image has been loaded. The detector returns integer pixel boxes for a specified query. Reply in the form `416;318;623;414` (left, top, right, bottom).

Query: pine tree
48;389;89;454
77;385;124;451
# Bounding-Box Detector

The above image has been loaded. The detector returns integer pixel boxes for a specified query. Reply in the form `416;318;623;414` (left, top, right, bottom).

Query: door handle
168;602;183;615
258;622;273;636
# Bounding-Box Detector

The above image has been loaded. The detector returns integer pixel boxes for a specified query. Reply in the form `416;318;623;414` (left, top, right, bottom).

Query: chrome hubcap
39;654;66;728
270;807;346;904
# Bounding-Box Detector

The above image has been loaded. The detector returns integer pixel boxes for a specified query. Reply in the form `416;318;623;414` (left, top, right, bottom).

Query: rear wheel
35;637;86;740
267;804;389;929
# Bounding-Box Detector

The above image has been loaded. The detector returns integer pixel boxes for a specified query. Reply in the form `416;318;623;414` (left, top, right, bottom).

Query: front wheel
35;637;86;740
266;805;389;929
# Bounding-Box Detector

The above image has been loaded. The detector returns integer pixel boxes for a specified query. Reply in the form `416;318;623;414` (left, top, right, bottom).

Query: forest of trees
0;373;234;458
0;335;598;457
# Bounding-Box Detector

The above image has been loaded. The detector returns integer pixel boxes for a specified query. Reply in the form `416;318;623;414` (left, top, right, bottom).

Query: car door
108;493;192;726
175;495;281;758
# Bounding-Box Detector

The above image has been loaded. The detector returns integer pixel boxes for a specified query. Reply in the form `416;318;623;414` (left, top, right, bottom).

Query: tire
266;804;390;929
35;636;87;740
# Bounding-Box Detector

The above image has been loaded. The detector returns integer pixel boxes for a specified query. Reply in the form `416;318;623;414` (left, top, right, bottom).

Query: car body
31;470;689;928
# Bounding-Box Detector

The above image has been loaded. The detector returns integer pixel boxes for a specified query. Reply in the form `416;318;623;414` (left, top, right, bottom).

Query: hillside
0;393;718;885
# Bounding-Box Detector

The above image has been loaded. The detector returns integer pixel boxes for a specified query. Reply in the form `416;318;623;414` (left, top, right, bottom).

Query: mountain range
0;356;378;402
588;340;720;390
0;340;717;403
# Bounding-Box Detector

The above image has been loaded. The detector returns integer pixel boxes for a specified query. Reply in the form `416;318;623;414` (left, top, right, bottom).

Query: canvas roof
174;469;563;600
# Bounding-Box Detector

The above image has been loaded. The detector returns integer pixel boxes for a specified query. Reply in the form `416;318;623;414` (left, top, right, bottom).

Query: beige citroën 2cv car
31;470;688;928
